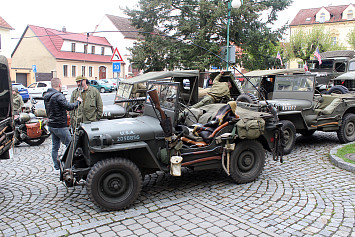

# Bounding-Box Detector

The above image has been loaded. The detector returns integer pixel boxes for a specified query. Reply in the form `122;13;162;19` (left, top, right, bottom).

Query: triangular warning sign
110;47;124;62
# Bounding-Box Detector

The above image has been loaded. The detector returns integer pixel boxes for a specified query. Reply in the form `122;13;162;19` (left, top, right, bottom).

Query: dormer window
320;13;325;23
71;43;76;52
347;10;353;20
306;17;311;21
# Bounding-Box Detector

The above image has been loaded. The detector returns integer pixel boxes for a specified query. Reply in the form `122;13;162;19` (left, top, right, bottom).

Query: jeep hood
334;71;355;80
80;116;163;146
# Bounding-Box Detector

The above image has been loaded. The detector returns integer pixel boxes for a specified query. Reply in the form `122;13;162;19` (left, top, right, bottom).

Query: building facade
0;16;14;59
95;14;141;78
11;25;113;86
289;4;355;68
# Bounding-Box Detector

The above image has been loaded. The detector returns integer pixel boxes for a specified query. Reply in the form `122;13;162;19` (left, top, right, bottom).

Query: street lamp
226;0;242;70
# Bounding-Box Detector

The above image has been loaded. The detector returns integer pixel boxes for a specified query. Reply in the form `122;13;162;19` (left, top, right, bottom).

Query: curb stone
329;141;355;173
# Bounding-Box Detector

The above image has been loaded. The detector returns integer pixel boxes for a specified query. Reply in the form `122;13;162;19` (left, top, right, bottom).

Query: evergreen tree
125;0;292;72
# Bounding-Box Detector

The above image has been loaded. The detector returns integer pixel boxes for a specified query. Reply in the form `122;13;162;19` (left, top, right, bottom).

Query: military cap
76;75;87;82
12;87;19;92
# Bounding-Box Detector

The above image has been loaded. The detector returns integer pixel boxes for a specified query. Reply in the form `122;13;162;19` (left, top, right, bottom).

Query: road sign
32;65;37;73
110;48;124;62
113;62;121;73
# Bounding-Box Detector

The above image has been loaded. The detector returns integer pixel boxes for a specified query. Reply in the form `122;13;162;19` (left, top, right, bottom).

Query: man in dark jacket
44;78;82;170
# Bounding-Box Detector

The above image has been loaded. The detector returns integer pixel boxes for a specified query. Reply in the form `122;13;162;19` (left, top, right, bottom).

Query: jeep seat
182;102;238;145
315;95;342;115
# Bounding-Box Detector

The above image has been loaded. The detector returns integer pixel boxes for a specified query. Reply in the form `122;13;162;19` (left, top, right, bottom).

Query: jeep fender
90;141;165;171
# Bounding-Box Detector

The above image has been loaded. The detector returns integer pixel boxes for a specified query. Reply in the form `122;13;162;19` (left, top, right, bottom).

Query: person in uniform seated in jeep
12;87;24;115
70;76;103;128
191;71;232;109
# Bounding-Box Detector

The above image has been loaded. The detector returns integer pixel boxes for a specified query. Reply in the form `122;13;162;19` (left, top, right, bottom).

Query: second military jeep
60;81;283;211
257;74;355;155
102;70;244;119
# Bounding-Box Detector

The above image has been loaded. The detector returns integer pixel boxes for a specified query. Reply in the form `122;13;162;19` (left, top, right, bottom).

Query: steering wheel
178;102;199;124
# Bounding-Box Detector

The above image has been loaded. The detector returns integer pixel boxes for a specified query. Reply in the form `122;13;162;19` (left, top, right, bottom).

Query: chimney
62;26;66;32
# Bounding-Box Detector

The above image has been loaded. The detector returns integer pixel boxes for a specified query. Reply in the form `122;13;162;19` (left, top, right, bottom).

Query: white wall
0;28;13;58
61;40;111;56
95;15;138;78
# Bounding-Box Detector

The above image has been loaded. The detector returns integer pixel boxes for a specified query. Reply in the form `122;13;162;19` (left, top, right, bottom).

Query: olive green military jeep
255;74;355;154
101;70;244;119
0;55;14;159
60;81;283;211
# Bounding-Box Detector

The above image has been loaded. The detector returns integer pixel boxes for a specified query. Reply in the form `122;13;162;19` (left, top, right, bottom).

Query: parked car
89;79;115;93
12;83;30;102
102;78;121;90
27;81;68;98
27;81;51;99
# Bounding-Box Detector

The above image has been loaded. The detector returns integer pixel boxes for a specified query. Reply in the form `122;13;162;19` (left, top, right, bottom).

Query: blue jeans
49;127;71;170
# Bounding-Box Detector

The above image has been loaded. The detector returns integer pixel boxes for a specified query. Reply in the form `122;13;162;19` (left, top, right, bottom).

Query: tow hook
62;169;74;187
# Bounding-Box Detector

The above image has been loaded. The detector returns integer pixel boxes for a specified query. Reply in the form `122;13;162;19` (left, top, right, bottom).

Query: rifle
148;89;173;139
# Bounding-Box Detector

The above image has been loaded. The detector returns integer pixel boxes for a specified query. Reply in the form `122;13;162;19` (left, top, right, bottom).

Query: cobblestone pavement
0;132;354;237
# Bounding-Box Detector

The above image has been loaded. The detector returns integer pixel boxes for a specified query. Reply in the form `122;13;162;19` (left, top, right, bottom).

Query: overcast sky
1;0;353;49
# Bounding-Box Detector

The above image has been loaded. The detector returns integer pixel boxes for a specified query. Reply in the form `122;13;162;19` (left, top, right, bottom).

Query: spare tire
237;93;259;104
326;85;349;94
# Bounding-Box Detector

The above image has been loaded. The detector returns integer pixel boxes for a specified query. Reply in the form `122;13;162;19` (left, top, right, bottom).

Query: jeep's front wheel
281;120;296;155
230;140;265;184
86;158;142;211
337;113;355;143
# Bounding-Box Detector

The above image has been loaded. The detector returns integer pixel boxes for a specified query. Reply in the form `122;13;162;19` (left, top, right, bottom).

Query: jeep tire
236;93;259;104
86;158;142;211
280;120;296;155
337;113;355;144
326;85;349;94
230;140;265;184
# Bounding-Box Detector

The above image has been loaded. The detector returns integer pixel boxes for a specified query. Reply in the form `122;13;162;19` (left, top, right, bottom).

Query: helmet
76;75;87;82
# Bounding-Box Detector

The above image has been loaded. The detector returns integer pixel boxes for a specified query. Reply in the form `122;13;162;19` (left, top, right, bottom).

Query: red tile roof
105;15;140;39
25;25;112;62
290;4;354;26
0;16;14;30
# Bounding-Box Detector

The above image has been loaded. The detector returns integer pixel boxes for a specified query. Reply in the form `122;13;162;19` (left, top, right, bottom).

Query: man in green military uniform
12;87;24;115
70;76;103;128
191;71;231;109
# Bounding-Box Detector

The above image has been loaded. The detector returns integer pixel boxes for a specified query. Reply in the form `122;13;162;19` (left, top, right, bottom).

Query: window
63;65;68;77
349;61;355;71
91;46;95;54
335;62;346;72
84;44;88;54
38;83;47;88
89;66;93;77
306;17;311;21
82;66;86;76
347;10;353;20
320;13;325;23
71;43;76;52
101;47;105;55
331;37;337;46
72;65;76;77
